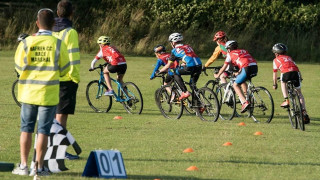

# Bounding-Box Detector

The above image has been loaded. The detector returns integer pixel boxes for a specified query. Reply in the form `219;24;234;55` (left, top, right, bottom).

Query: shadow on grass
125;158;320;167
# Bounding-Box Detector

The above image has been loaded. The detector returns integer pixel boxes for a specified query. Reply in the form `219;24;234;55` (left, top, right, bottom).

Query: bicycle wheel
292;90;305;131
156;85;183;119
183;97;196;115
86;80;112;113
154;88;161;108
12;79;21;107
249;86;274;123
287;104;297;129
196;87;220;122
204;80;218;92
217;84;236;120
122;82;143;114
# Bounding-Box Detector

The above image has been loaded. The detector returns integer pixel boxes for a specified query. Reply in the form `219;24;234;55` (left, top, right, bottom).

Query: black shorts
107;64;127;75
56;81;78;114
164;74;174;83
281;71;301;88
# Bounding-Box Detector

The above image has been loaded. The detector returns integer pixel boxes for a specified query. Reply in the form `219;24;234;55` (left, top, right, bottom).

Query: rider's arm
150;60;164;79
159;60;172;73
215;63;228;78
272;61;278;89
204;46;221;68
90;50;103;69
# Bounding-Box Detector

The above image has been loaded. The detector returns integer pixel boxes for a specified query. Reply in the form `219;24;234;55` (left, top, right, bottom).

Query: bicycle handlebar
89;63;109;71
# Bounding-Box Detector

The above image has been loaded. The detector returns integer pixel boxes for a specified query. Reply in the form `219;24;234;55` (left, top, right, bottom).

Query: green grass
0;51;320;179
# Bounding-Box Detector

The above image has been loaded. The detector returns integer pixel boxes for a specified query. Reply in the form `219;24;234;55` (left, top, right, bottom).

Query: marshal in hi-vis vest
15;35;70;106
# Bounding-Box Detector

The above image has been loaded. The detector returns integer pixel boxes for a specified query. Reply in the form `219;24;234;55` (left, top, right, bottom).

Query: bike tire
122;82;143;114
204;80;219;93
249;86;274;123
196;87;220;122
216;83;236;120
292;89;305;131
156;85;183;119
12;79;21;107
183;98;196;115
86;80;112;113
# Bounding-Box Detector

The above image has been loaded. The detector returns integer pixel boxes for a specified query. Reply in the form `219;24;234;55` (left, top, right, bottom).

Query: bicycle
278;78;305;131
205;67;274;123
12;70;21;107
86;63;143;114
153;73;195;115
155;71;220;121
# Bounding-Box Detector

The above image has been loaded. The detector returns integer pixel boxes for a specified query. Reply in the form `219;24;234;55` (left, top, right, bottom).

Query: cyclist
159;33;202;100
203;31;230;84
150;45;178;84
90;36;127;96
272;43;310;124
214;40;258;113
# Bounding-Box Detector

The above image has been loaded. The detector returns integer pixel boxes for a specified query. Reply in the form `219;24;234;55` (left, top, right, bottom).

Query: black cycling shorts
281;71;301;88
56;81;79;114
107;64;127;75
164;74;174;83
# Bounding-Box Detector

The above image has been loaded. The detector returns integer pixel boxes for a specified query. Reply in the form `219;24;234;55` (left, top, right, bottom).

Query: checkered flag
31;119;81;173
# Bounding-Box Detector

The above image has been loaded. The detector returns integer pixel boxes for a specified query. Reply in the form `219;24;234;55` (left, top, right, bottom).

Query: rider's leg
103;67;113;91
233;83;246;104
296;88;307;112
241;82;248;98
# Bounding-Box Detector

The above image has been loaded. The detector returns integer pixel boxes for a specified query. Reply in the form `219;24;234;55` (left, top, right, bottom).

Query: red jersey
158;53;178;69
273;55;299;73
95;45;126;66
225;49;257;69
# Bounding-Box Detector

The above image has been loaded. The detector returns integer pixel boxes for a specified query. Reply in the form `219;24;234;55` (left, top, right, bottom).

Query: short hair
57;0;73;18
37;9;55;30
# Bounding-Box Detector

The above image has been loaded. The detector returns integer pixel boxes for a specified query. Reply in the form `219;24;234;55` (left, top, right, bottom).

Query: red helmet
213;31;226;41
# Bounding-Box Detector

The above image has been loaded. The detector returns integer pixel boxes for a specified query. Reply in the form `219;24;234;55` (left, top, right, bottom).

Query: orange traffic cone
183;148;194;153
238;122;246;126
186;166;199;171
113;116;123;120
254;131;263;135
223;142;232;146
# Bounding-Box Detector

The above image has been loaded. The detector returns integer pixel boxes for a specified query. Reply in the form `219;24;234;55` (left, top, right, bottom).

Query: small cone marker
183;148;194;153
154;179;161;180
223;142;232;146
254;131;263;135
113;116;123;120
186;166;199;171
238;122;246;126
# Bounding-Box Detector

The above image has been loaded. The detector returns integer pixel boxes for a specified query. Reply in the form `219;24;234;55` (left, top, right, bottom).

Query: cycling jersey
204;42;227;68
225;49;257;69
95;45;126;66
273;55;299;73
151;53;178;79
170;44;202;67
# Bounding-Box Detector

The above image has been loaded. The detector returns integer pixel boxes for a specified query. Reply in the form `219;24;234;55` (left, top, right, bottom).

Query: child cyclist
159;33;202;100
214;40;258;113
150;44;178;82
90;36;127;96
272;43;310;124
203;31;230;84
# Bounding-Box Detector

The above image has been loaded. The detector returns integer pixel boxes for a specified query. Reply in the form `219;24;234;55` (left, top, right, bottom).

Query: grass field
0;51;320;180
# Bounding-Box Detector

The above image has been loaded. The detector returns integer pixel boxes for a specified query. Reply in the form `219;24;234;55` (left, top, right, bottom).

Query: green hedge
1;0;319;62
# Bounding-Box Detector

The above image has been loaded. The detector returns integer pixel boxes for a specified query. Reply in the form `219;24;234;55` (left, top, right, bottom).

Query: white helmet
168;33;183;42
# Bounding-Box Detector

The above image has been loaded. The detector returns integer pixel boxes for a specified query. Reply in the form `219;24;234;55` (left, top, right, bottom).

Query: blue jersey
170;44;202;67
150;53;177;79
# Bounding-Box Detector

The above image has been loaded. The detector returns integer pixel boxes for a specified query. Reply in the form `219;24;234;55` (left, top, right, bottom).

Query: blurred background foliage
0;0;319;62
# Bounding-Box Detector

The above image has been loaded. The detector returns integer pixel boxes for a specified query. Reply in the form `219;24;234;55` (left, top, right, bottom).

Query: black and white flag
31;119;81;173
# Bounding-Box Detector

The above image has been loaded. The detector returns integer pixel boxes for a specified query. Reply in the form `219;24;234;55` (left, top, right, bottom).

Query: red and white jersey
273;55;299;73
225;49;257;69
95;45;126;65
158;53;178;69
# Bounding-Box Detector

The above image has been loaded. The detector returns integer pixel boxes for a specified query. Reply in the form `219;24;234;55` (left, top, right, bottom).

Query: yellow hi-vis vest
53;27;80;83
15;35;70;106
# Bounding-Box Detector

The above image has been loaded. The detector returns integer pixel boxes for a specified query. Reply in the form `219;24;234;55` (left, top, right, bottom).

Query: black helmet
17;33;29;42
272;43;288;54
154;45;166;53
225;40;238;50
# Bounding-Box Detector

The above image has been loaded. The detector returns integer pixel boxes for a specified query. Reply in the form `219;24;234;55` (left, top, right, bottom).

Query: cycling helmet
17;33;29;42
154;45;166;53
168;33;183;42
213;31;226;41
97;36;111;45
225;40;238;50
272;43;288;54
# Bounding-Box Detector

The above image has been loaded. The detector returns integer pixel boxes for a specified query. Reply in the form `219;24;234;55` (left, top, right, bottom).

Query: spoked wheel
292;90;305;131
156;85;183;119
12;79;21;107
196;87;220;122
204;80;219;92
86;80;112;113
154;88;161;108
183;97;196;115
122;82;143;114
249;87;274;123
287;105;297;129
216;84;236;120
